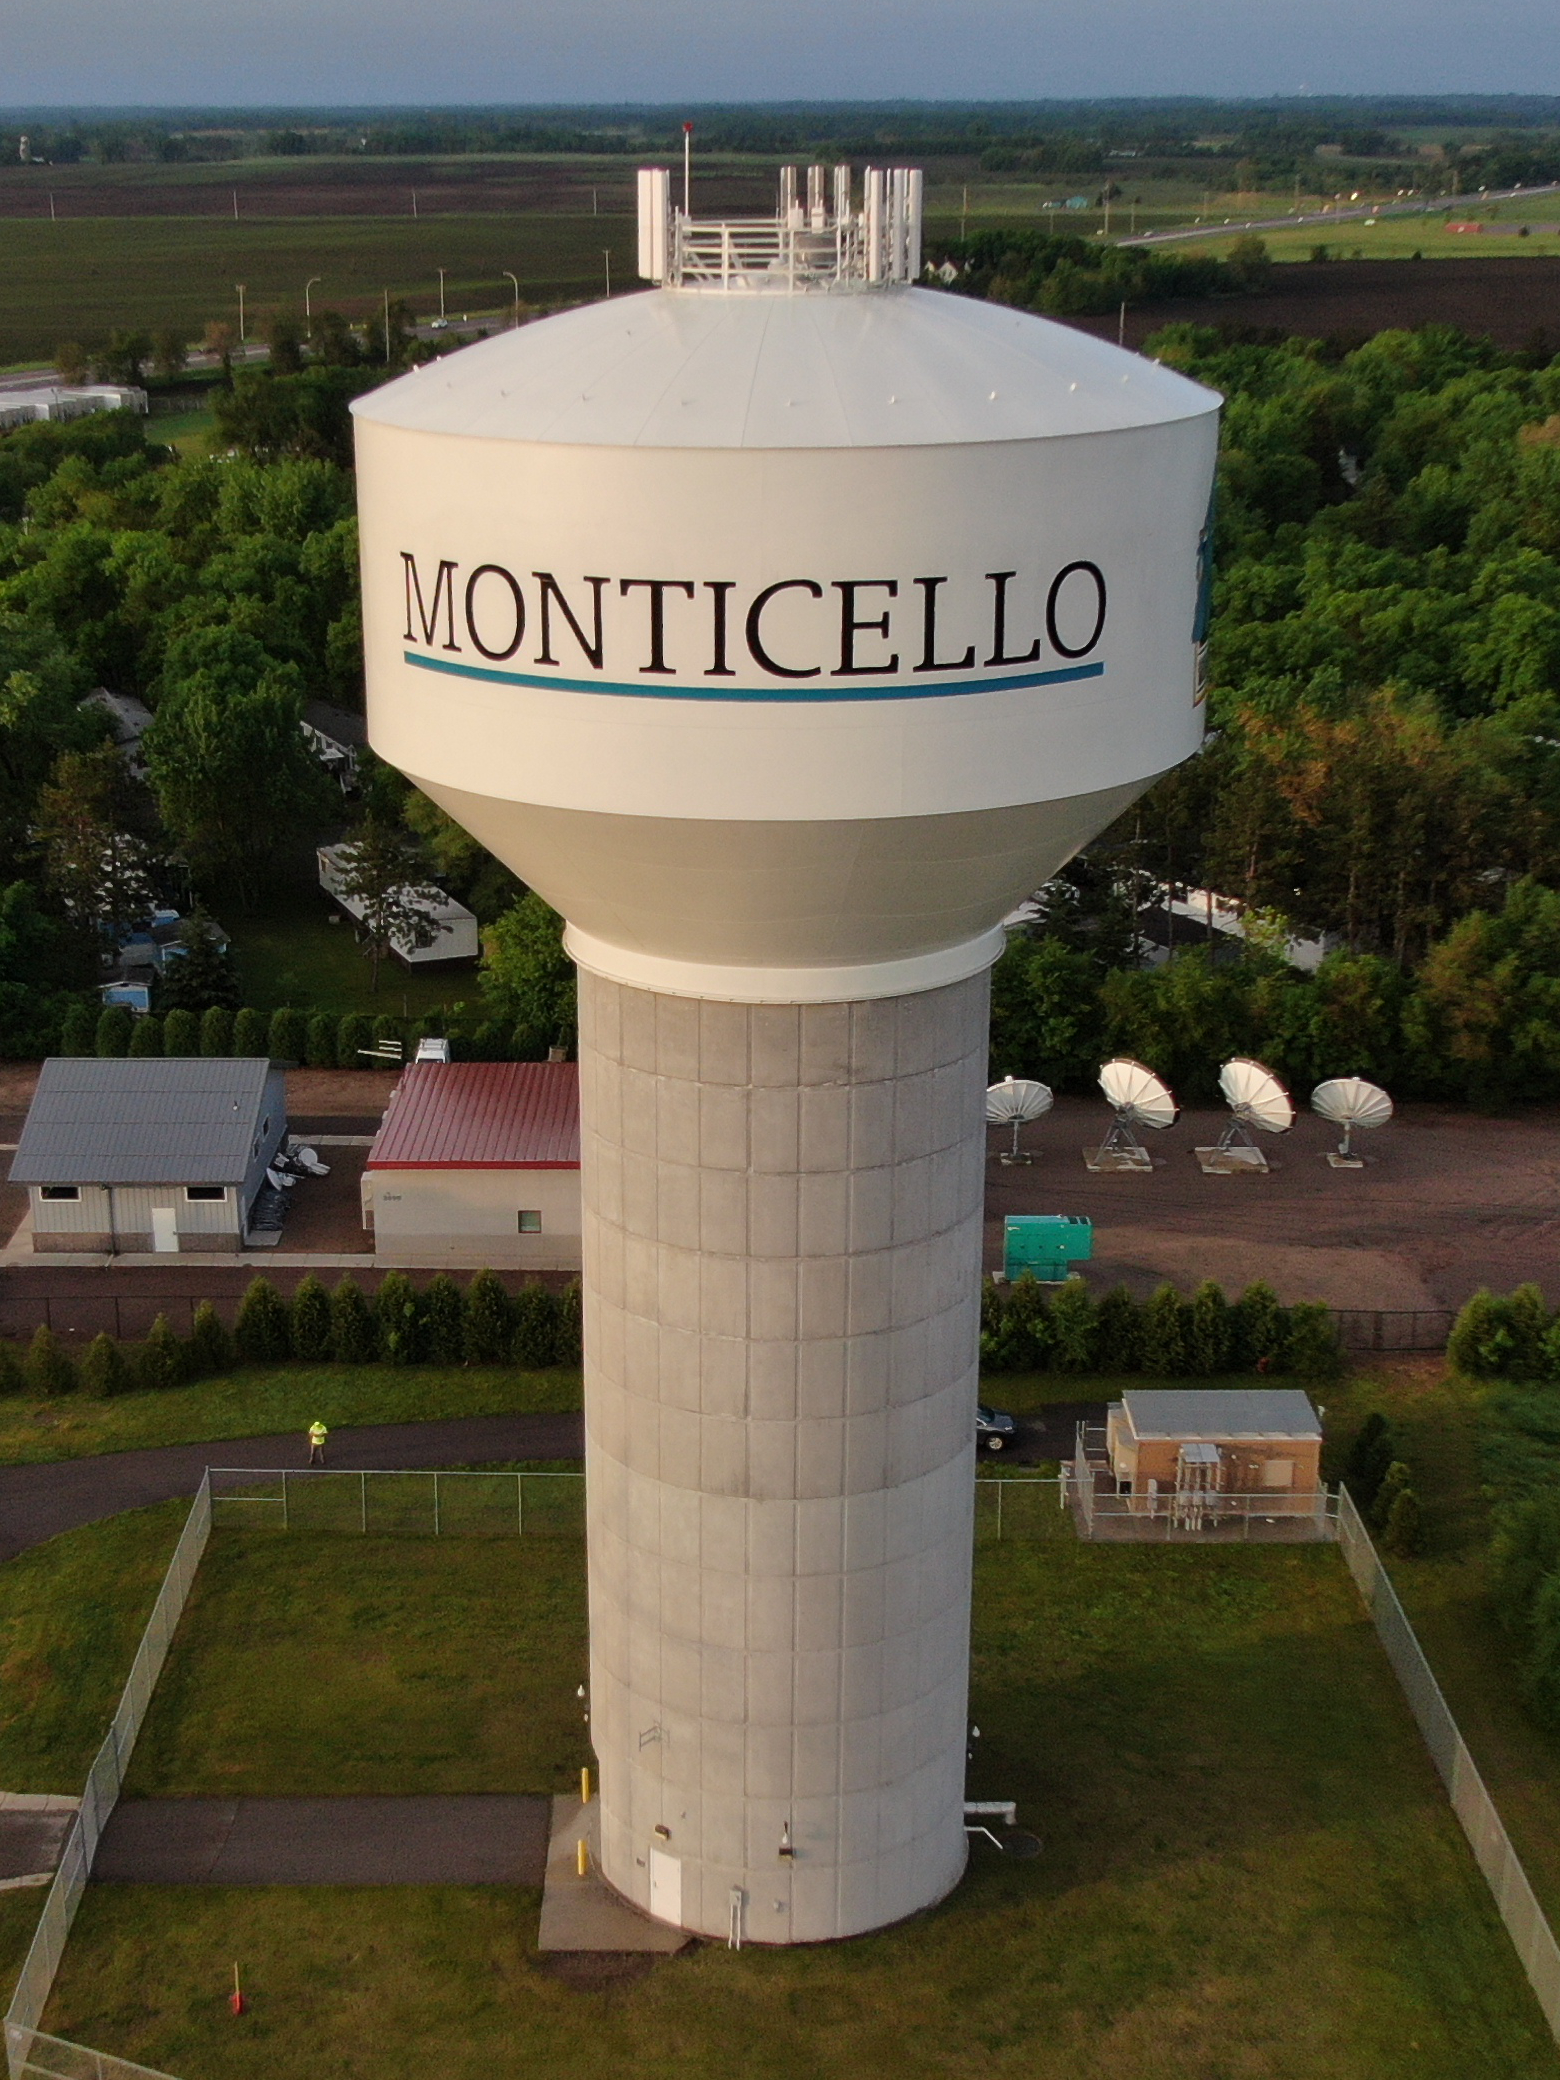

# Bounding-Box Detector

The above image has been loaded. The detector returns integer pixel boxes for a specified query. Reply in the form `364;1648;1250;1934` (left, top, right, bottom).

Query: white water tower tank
353;165;1219;1944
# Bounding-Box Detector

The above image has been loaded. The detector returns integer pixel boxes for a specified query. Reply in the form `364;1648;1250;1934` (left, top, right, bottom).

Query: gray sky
7;1;1558;108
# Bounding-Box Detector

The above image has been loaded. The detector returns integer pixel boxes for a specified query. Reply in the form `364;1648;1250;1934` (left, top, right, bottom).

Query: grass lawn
28;1515;1560;2077
1322;1360;1560;1927
146;403;218;456
124;1528;588;1798
227;887;478;1021
0;1361;582;1466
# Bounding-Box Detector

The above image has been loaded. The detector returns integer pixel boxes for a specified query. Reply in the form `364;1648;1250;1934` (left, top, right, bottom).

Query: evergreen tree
94;1005;133;1057
163;1007;200;1055
289;1273;334;1361
337;1013;372;1069
234;1276;290;1362
306;1011;337;1069
556;1280;583;1366
1095;1287;1143;1373
1490;1491;1560;1636
26;1324;77;1396
1284;1301;1343;1379
1371;1460;1412;1532
138;1314;186;1392
1522;1570;1560;1733
157;914;241;1014
60;1000;96;1055
375;1270;420;1365
329;1275;377;1363
1233;1282;1287;1371
1345;1412;1397;1514
1141;1285;1190;1377
420;1273;465;1363
1507;1284;1551;1378
1448;1290;1514;1378
199;1006;234;1057
0;1341;24;1396
233;1006;268;1056
187;1299;234;1377
267;1007;308;1063
995;1273;1052;1373
1382;1487;1423;1558
1188;1280;1233;1375
511;1282;561;1368
1046;1277;1097;1373
128;1013;163;1057
463;1268;512;1364
80;1331;132;1397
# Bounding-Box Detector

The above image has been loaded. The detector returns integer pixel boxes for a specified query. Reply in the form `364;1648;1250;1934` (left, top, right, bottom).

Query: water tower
352;165;1219;1943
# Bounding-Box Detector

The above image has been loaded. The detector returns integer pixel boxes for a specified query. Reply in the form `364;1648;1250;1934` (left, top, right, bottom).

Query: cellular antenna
985;1076;1053;1165
683;120;693;216
1089;1058;1178;1172
1196;1058;1294;1175
1311;1076;1393;1168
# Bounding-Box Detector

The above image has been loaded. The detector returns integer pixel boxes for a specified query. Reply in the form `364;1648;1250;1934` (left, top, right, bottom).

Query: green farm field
19;1510;1556;2080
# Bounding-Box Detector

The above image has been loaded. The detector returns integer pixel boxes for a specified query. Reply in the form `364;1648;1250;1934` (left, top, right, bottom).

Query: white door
150;1206;178;1254
648;1848;682;1926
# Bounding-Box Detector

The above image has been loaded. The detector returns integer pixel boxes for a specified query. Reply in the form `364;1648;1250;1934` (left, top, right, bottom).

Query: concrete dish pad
538;1797;688;1954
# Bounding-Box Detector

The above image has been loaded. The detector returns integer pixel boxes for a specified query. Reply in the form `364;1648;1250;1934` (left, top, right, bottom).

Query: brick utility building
362;1060;580;1270
10;1058;287;1254
1105;1389;1323;1514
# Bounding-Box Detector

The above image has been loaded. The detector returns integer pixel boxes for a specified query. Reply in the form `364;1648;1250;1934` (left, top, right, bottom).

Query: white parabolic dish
1219;1058;1295;1135
985;1076;1054;1126
1098;1057;1179;1129
1311;1077;1394;1131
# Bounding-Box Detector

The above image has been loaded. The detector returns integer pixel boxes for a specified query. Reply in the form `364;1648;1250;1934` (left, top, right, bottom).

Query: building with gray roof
10;1058;287;1254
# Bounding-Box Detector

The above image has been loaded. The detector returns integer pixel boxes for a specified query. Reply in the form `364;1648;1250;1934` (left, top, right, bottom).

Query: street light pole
383;288;391;363
683;121;693;215
437;268;447;322
502;271;520;327
235;284;246;342
305;276;321;324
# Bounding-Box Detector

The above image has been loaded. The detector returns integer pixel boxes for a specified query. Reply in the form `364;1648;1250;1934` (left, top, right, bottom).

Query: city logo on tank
396;553;1109;704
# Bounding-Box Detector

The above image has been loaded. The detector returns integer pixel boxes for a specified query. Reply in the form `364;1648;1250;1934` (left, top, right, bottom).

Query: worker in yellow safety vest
308;1420;328;1466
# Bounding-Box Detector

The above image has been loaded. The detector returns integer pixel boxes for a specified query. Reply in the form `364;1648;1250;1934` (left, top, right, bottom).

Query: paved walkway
93;1795;549;1885
0;1411;584;1561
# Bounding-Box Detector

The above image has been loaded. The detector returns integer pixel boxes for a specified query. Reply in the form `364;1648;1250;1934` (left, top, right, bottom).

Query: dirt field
1080;256;1560;353
985;1094;1560;1313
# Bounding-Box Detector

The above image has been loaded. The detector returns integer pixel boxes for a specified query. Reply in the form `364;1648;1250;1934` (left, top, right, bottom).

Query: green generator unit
1003;1214;1093;1284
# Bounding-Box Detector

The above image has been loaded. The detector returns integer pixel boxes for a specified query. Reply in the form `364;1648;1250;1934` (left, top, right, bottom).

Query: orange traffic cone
229;1962;246;2016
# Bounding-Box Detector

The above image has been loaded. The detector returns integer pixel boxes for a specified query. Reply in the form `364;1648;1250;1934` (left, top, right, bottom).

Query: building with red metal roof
362;1061;580;1269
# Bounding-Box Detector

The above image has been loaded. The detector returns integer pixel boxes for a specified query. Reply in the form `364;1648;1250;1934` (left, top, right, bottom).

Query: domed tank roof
352;286;1218;453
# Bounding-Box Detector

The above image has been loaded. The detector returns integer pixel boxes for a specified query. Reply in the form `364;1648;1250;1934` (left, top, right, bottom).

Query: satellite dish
1089;1059;1178;1171
1197;1058;1293;1173
1312;1076;1393;1165
985;1076;1052;1164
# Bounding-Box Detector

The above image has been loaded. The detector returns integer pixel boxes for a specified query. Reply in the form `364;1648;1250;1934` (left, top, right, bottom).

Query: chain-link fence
4;1476;210;2080
1331;1308;1454;1354
1336;1486;1560;2044
208;1466;585;1538
973;1475;1074;1542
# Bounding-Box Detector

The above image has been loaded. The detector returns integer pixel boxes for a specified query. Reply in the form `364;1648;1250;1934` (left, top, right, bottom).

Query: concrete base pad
1194;1146;1270;1175
1083;1147;1153;1173
1326;1153;1367;1170
538;1797;689;1955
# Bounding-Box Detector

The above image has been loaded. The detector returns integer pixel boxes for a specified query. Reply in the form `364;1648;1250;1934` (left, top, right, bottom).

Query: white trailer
316;844;479;965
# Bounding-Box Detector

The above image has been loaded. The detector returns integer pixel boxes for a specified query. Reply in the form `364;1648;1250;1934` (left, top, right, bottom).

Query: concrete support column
577;965;989;1943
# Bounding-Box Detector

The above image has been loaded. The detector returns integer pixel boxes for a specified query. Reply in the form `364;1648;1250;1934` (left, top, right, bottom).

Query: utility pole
960;184;968;242
235;284;246;341
232;188;239;220
48;191;55;221
683;121;693;215
603;249;612;298
412;188;418;218
383;288;391;363
437;267;447;321
503;271;520;327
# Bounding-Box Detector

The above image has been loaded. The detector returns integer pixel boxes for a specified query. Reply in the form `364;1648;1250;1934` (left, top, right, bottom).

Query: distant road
1122;181;1560;249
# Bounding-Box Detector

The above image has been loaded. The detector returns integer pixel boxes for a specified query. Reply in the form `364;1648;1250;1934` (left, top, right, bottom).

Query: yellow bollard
576;1837;589;1878
581;1767;591;1806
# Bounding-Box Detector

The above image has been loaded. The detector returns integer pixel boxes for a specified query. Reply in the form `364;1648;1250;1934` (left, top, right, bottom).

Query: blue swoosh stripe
402;650;1105;703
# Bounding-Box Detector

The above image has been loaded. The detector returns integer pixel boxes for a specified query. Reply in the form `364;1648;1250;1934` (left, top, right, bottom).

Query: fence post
996;1481;1003;1542
433;1471;441;1537
360;1471;367;1534
281;1469;289;1532
517;1473;524;1538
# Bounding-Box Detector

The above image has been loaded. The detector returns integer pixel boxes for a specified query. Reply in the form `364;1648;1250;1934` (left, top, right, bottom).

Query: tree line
980;1273;1342;1379
8;1268;582;1398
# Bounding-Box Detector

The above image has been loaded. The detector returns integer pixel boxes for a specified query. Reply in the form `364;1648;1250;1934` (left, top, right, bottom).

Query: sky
6;0;1559;109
